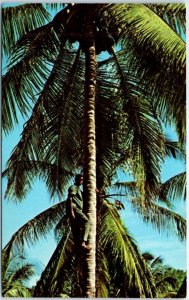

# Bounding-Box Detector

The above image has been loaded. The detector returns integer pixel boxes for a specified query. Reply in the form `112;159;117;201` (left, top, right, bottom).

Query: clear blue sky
2;2;187;287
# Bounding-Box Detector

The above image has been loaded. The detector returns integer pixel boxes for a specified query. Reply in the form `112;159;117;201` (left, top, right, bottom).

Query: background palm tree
2;3;186;297
2;248;35;297
142;252;186;298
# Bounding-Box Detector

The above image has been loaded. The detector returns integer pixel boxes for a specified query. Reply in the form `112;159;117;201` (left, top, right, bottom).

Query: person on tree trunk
67;174;91;251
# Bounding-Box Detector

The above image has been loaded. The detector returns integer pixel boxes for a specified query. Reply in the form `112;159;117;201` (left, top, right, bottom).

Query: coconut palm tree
142;252;186;298
3;198;157;298
2;3;186;296
2;248;35;297
3;148;186;297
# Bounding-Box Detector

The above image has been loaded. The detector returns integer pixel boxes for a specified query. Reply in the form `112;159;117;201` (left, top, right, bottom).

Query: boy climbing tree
67;174;92;251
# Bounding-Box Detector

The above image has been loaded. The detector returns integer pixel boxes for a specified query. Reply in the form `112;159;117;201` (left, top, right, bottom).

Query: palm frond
2;252;35;297
3;49;86;200
96;246;110;298
159;172;186;202
2;4;50;57
2;8;73;134
7;264;35;285
48;48;83;196
99;200;156;298
142;252;155;262
113;181;139;198
146;4;186;36
151;256;164;269
130;198;186;241
2;27;60;135
116;50;165;199
3;202;66;251
156;276;177;289
45;3;66;11
176;276;186;298
98;52;164;199
3;285;32;297
8;23;60;68
164;138;185;160
4;159;74;201
34;231;74;297
102;4;185;144
2;54;50;134
104;4;185;76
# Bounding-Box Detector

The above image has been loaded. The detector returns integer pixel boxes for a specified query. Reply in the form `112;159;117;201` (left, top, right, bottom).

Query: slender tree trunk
83;12;97;298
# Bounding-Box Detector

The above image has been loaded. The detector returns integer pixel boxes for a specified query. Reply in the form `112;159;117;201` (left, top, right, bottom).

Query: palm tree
3;148;186;297
2;3;186;296
2;247;35;297
3;198;157;298
142;252;186;298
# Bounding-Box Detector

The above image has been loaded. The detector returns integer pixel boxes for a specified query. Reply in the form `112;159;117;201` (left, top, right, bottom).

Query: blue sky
2;2;187;287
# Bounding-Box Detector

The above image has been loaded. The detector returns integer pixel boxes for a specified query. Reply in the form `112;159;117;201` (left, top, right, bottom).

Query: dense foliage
2;3;186;297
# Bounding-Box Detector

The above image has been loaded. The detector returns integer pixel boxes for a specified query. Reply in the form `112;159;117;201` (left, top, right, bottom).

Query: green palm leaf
34;232;74;297
99;200;156;298
4;285;32;297
164;138;185;160
3;202;66;250
7;263;35;285
2;4;50;57
147;4;185;36
3;48;86;199
130;198;186;241
104;4;185;74
2;252;35;297
102;4;185;143
96;248;110;297
98;53;164;198
4;159;74;201
159;172;186;202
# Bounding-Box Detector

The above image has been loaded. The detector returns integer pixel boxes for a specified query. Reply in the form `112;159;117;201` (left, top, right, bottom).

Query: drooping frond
146;4;186;36
164;138;186;160
7;263;35;285
112;178;173;209
96;246;110;298
3;286;32;298
47;48;83;196
159;172;186;202
8;24;60;68
2;253;35;297
2;4;79;134
3;159;74;201
96;68;123;189
99;200;156;298
98;52;164;199
3;202;66;251
130;198;186;241
101;4;185;144
34;231;74;297
116;50;165;199
2;4;50;57
4;48;86;200
2;26;60;134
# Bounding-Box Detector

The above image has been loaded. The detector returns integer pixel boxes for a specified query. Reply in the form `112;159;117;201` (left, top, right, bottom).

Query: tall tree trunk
83;12;97;298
